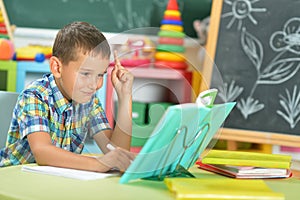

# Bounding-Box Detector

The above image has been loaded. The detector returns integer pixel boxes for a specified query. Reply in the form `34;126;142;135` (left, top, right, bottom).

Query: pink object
280;146;300;152
109;58;151;67
130;147;142;153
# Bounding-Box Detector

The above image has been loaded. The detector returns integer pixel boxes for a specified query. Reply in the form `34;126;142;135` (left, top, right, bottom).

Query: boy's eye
79;71;106;78
81;72;90;76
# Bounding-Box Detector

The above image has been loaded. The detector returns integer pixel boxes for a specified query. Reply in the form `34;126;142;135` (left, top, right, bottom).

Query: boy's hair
52;21;111;65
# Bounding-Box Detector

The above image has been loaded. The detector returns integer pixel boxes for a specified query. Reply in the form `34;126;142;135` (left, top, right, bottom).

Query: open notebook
22;165;119;180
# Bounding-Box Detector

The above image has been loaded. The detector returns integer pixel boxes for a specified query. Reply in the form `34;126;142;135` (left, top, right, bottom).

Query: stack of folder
196;150;292;179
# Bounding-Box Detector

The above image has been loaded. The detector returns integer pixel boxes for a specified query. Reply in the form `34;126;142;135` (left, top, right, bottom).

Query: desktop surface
0;164;299;200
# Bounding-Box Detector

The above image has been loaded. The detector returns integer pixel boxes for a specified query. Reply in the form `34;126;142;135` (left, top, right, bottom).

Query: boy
0;21;135;172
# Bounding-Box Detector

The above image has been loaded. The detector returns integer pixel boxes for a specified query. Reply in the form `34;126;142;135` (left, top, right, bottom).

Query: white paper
238;168;287;175
22;165;118;180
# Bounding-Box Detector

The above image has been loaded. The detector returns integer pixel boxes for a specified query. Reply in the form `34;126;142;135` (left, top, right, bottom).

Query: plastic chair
0;91;18;149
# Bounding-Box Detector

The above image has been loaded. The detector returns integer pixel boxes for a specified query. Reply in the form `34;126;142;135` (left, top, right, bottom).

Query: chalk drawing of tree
237;97;264;119
218;80;244;102
219;1;300;123
236;18;300;119
277;85;300;129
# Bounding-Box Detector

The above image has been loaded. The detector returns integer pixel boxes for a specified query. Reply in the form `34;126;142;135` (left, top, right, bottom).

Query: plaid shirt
0;74;111;167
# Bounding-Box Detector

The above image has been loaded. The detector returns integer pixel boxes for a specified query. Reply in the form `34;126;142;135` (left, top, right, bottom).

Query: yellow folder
201;150;292;169
164;178;285;200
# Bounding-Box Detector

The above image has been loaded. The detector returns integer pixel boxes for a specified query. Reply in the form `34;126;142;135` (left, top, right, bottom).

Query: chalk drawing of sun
222;0;267;30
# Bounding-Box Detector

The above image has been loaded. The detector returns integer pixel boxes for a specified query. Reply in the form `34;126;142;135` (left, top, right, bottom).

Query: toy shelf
16;61;50;92
0;60;17;91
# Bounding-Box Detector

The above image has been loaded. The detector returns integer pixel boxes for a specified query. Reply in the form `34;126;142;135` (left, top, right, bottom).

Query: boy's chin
73;97;92;104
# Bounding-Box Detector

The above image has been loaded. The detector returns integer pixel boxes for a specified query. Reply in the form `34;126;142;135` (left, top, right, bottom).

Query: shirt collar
47;74;73;115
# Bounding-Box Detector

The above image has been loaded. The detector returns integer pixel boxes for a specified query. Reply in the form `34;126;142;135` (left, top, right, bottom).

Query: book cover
164;178;285;200
196;161;292;179
201;150;292;169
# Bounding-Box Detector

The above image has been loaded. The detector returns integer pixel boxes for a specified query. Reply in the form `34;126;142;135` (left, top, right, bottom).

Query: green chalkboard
201;0;300;147
4;0;211;38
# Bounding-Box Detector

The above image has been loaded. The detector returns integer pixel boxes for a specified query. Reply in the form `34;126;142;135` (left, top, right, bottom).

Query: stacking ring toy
155;60;188;70
158;37;184;45
158;30;185;38
161;24;183;32
155;52;185;62
164;10;181;17
164;15;181;21
161;19;183;26
157;44;185;53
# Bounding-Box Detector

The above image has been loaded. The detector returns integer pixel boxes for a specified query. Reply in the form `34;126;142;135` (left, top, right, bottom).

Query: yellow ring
155;52;185;62
164;10;181;17
161;24;183;32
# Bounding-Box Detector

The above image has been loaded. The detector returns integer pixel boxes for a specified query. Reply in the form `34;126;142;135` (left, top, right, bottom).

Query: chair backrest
0;91;19;149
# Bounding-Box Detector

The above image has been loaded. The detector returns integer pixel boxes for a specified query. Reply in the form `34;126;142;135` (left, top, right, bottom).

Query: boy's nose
88;76;99;90
88;76;103;90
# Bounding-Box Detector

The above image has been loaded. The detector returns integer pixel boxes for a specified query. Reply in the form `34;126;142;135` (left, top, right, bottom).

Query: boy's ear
49;56;62;78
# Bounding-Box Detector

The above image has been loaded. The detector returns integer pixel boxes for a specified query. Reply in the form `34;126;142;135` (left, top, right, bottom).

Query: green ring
158;30;185;38
157;44;185;53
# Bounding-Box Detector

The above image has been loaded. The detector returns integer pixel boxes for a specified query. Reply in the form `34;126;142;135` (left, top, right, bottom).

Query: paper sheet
22;165;118;180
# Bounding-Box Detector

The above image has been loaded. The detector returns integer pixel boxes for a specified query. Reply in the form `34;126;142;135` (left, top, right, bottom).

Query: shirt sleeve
88;96;111;136
17;92;50;138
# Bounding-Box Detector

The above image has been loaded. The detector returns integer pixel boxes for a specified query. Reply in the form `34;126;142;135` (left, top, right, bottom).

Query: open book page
213;164;289;175
22;165;119;180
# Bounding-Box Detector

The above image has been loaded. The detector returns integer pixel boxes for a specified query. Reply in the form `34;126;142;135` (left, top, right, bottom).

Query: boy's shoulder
22;73;53;98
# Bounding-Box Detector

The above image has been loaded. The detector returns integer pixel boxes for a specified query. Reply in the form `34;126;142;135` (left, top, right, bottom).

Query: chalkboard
202;0;300;147
4;0;211;38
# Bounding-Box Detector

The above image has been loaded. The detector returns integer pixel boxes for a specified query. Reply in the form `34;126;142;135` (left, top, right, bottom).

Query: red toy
0;38;14;60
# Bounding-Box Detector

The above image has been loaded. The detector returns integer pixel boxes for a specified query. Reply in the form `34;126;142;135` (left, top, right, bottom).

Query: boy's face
58;51;110;103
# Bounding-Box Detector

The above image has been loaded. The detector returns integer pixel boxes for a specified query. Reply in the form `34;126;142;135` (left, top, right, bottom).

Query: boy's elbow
30;144;53;166
31;150;47;166
27;132;54;165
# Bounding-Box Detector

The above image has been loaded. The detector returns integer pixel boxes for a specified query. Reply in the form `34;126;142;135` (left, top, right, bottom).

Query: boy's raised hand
111;51;134;97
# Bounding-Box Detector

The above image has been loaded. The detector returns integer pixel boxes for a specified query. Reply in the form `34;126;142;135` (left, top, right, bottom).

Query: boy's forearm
111;95;132;150
33;145;109;172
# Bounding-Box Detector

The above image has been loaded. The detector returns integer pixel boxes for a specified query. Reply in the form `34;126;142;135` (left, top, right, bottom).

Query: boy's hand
111;51;134;97
96;147;136;172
